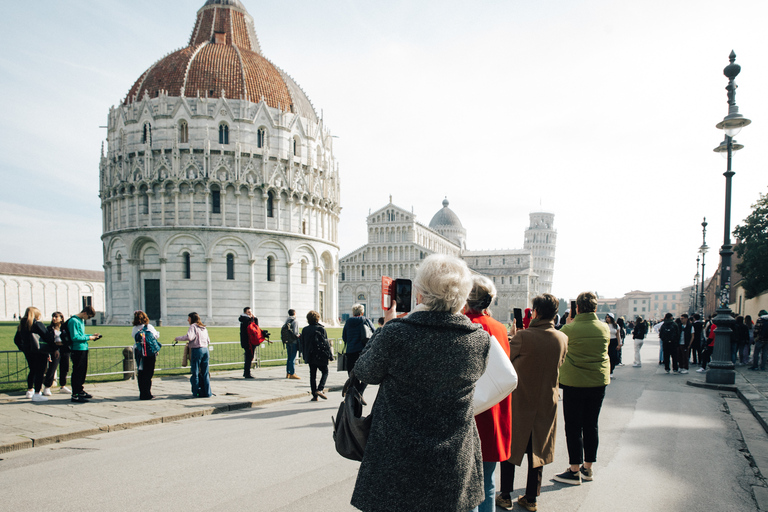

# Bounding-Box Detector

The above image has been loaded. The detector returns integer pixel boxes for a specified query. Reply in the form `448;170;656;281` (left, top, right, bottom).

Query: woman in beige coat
497;293;568;511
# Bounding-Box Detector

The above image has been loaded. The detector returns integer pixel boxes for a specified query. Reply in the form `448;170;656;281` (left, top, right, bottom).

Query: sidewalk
0;364;349;454
686;360;768;435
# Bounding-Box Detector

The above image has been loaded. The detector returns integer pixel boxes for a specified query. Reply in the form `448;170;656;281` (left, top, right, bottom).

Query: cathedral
100;0;340;326
338;199;557;322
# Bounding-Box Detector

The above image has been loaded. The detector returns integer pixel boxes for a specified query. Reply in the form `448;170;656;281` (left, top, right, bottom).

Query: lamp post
694;255;700;312
699;218;708;317
706;51;751;385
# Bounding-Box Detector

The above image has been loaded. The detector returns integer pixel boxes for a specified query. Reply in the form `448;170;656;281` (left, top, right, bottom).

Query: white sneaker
25;389;34;399
679;369;689;374
60;386;71;393
31;393;48;402
43;387;52;396
632;364;641;367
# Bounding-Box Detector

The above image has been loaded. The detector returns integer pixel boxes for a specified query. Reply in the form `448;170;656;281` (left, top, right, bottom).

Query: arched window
301;259;308;284
141;194;149;214
226;254;235;280
142;123;151;144
116;254;122;281
183;252;191;279
293;137;300;156
219;123;229;145
267;192;274;218
179;120;189;143
257;128;266;148
211;189;221;214
267;256;275;282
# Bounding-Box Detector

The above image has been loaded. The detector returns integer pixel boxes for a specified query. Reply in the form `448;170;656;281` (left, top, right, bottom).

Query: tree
734;189;768;299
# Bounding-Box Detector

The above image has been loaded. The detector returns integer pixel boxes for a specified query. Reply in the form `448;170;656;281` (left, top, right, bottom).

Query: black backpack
281;321;298;343
659;322;678;343
60;319;73;348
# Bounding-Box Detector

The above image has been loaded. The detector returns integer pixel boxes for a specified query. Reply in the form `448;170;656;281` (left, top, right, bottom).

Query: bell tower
523;212;556;294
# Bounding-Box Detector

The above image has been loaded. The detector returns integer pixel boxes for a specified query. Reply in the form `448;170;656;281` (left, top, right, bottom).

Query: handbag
331;378;372;461
337;351;349;372
473;334;518;415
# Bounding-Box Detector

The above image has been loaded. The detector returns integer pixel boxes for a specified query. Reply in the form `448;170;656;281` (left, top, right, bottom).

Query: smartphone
381;276;412;313
570;301;577;318
513;308;523;329
395;279;412;313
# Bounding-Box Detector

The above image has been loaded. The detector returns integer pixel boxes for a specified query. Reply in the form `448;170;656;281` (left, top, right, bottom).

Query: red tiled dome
124;0;317;122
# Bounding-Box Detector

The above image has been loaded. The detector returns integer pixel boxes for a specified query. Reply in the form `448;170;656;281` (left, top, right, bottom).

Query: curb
0;385;341;455
686;378;768;436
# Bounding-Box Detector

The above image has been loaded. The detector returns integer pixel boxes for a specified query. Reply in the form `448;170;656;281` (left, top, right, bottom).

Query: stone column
159;257;168;325
221;188;227;227
235;190;241;227
285;261;293;309
248;192;254;228
327;268;337;327
189;189;195;225
133;192;139;228
159;191;166;226
206;258;213;323
103;262;112;322
147;190;153;227
314;265;321;313
249;259;256;310
287;196;294;232
173;190;180;227
205;191;211;226
128;258;139;313
275;195;282;231
262;193;269;229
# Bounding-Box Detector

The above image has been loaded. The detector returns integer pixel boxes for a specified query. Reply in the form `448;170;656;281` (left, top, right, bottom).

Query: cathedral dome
429;198;464;229
124;0;317;123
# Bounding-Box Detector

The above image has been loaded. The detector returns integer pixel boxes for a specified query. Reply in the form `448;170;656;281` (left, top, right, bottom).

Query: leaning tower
523;212;556;294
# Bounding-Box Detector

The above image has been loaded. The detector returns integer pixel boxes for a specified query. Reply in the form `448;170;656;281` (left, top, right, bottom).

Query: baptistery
100;0;340;325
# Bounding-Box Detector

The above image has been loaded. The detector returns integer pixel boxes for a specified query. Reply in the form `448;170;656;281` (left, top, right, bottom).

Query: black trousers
561;384;606;465
243;346;254;376
25;351;48;392
137;355;156;399
662;340;679;371
690;341;700;364
499;435;543;501
43;349;61;388
608;338;619;374
70;350;89;395
701;345;713;369
309;362;329;396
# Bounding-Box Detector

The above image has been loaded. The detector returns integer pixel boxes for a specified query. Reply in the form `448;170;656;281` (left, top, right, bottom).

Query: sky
1;0;767;301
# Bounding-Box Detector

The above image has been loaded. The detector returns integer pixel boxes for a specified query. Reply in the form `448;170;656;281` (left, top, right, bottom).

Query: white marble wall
0;275;105;322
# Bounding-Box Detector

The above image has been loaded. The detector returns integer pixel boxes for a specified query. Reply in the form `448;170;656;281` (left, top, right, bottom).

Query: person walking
733;316;750;365
342;304;374;396
463;276;513;512
605;313;620;378
300;310;332;400
132;310;160;400
350;254;488;512
745;315;755;365
658;313;680;373
677;314;693;374
749;310;768;371
632;316;647;367
18;307;54;402
497;293;567;511
67;306;100;403
691;313;704;365
616;317;626;366
238;307;257;379
281;309;301;379
174;312;211;398
554;291;610;485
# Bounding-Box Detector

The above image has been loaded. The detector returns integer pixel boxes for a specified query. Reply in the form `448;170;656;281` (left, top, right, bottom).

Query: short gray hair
466;275;497;314
351;304;364;317
414;254;472;314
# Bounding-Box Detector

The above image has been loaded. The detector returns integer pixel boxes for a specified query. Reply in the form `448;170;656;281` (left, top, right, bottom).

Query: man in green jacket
554;291;610;486
67;306;100;403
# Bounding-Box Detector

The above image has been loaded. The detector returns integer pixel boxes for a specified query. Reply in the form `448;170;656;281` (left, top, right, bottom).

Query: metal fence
0;339;341;386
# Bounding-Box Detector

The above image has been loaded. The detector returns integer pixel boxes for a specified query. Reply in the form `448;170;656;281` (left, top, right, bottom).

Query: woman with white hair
350;254;490;512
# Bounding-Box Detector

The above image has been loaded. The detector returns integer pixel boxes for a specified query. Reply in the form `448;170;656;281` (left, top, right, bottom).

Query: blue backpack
135;326;162;357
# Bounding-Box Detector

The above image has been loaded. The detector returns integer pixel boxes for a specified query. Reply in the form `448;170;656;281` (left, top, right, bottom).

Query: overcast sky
1;0;767;301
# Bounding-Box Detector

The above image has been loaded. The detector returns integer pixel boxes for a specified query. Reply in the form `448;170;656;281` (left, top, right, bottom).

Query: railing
0;339;341;387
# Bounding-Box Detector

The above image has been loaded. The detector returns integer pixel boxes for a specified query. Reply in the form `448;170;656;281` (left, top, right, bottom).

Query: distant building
615;290;651;320
0;262;105;322
338;199;556;322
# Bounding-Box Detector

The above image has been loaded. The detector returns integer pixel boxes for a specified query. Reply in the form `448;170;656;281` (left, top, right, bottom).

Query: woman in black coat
350;254;490;512
18;306;54;401
300;310;333;401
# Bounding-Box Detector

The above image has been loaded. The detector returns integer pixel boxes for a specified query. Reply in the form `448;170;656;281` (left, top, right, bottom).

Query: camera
262;330;271;340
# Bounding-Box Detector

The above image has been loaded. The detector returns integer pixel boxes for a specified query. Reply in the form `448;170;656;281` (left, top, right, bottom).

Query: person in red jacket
464;276;512;512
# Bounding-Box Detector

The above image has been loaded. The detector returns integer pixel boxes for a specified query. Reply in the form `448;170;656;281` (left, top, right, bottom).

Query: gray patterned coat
350;310;490;512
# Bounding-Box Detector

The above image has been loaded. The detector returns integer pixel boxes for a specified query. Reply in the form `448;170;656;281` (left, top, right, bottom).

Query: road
0;339;762;512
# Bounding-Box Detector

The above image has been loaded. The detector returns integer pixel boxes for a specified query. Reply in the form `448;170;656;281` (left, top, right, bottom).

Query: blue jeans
190;347;211;397
286;342;298;375
472;461;497;512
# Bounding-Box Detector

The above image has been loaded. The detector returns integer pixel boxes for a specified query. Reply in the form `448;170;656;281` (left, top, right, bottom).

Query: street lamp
706;51;751;386
699;218;708;317
694;255;700;312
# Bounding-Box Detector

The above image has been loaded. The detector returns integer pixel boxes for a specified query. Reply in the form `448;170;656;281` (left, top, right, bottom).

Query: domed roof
124;1;318;123
429;198;464;229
